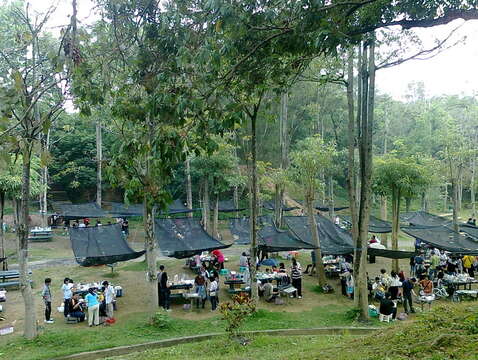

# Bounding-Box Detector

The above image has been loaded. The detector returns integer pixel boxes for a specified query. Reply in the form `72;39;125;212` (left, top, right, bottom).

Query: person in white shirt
61;278;73;317
209;277;218;311
239;252;248;268
102;281;116;319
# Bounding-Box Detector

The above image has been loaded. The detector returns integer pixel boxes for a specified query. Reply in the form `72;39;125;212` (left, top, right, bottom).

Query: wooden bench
0;281;20;289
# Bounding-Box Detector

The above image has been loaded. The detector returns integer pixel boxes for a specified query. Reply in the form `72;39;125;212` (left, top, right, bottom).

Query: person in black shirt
402;278;417;314
379;292;397;319
121;218;129;236
157;265;170;311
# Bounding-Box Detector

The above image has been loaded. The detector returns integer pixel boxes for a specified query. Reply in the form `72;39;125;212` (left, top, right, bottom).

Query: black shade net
401;211;452;228
258;216;316;252
402;226;478;255
69;224;145;266
285;215;354;255
161;199;200;215
155;218;231;259
229;217;250;244
109;202;144;217
460;224;478;239
295;200;348;212
367;248;416;259
341;215;393;233
212;200;246;213
262;200;299;212
57;203;107;220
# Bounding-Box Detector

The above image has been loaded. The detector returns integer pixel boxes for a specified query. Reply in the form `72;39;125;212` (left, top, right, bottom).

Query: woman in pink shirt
211;249;225;269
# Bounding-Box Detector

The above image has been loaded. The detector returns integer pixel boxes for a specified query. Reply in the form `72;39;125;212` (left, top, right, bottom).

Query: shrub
219;294;256;338
151;312;172;329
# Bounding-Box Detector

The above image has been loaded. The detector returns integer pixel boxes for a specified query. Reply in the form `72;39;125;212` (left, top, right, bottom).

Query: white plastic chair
379;313;392;322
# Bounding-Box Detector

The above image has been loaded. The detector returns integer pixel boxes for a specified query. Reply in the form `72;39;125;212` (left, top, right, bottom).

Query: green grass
0;305;359;360
111;302;478;360
107;334;350;360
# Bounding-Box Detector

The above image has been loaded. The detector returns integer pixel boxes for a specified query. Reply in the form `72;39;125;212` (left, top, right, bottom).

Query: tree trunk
18;144;37;339
391;189;400;272
96;119;102;207
0;191;6;271
452;179;459;232
213;194;219;238
306;193;326;286
345;47;359;287
249;108;259;301
472;156;476;217
380;196;388;248
185;158;193;218
328;176;334;220
458;172;463;212
274;184;282;227
202;179;210;232
443;183;448;212
355;37;376;321
40;129;50;228
143;197;158;313
405;197;411;213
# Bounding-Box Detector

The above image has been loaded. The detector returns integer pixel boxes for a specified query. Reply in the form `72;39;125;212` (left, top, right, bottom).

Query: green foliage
373;156;430;200
344;307;361;321
151;312;172;329
289;135;337;199
0;154;42;199
219;294;256;338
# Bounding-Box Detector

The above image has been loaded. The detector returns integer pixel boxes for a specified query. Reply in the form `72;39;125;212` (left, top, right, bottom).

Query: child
42;278;54;324
209;276;218;311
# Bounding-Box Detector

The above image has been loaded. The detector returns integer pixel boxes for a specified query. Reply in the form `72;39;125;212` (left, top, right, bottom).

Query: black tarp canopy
263;200;299;212
57;203;107;220
155;218;231;258
258;216;316;252
109;202;144;217
341;215;392;233
295;200;348;212
367;248;416;259
69;224;145;266
401;211;451;228
285;215;354;255
402;226;478;255
229;217;250;244
161;199;199;215
460;224;478;239
213;200;246;213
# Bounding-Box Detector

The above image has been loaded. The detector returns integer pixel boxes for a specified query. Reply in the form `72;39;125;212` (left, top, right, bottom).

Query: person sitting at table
278;263;286;273
419;275;433;296
239;252;248;268
271;265;278;273
211;249;225;270
68;293;86;322
194;273;208;309
372;277;385;301
262;279;277;303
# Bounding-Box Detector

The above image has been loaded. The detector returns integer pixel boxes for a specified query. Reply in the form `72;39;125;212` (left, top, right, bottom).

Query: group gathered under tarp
155;217;231;258
69;224;145;266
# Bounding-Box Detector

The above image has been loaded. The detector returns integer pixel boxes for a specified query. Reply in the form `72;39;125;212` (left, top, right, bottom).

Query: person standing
429;252;440;280
121;218;129;236
158;265;170;311
463;255;474;277
209;276;218;311
42;278;54;324
388;271;402;300
85;288;100;327
194;273;207;309
61;277;73;318
402;277;417;314
291;258;303;299
102;281;116;319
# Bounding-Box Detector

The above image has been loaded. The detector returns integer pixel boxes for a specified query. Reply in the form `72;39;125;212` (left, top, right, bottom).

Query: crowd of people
41;277;116;326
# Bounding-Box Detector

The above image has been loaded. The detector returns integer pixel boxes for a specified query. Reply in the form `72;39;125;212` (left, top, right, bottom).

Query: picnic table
169;281;194;300
444;279;478;291
453;290;478;302
28;227;53;242
0;270;33;289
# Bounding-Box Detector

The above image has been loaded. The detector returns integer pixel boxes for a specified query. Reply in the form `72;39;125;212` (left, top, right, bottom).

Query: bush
344;307;361;321
151;312;172;328
219;294;256;338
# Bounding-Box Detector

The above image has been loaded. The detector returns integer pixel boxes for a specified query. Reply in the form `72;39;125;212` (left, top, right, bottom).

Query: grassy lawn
0;305;362;360
107;302;478;360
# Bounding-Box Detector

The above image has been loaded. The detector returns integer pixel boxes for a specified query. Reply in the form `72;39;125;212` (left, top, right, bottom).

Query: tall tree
289;135;337;286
